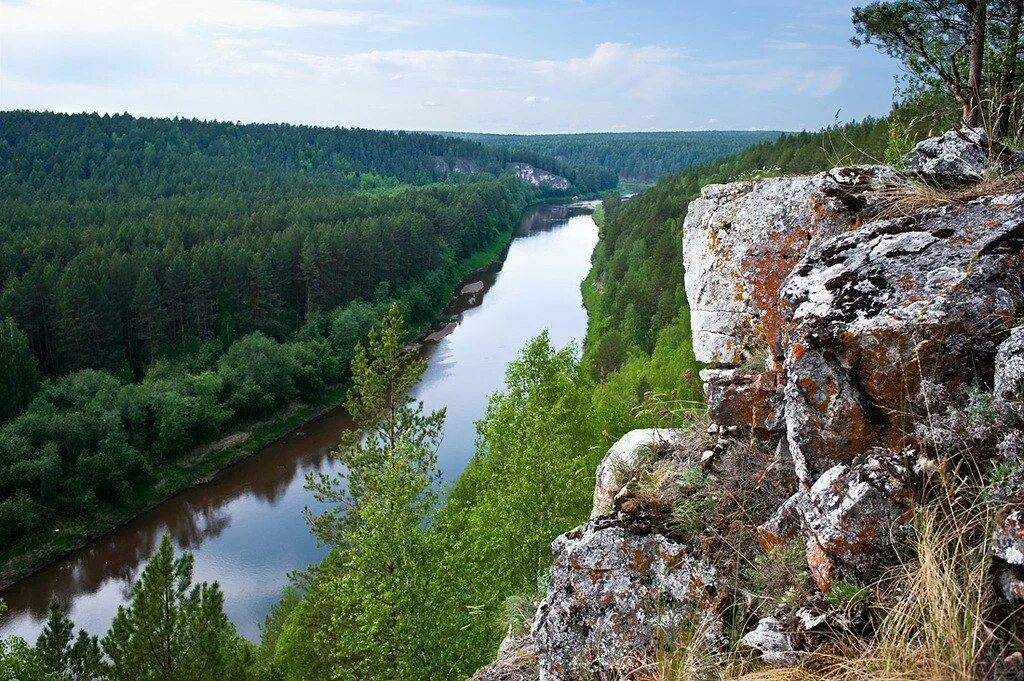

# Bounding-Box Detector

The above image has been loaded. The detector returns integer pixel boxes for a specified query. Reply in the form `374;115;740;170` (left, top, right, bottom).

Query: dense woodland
445;130;783;182
0;111;592;550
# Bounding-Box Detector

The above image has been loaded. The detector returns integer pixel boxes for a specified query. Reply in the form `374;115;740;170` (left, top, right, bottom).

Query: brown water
0;203;598;641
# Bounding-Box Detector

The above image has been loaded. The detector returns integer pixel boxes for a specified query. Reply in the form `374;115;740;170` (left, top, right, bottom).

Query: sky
0;0;901;133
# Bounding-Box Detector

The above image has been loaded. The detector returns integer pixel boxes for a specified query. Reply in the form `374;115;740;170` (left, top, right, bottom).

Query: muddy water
0;203;598;641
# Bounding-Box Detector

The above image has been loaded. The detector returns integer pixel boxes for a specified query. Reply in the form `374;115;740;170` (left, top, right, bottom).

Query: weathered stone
994;510;1024;604
591;429;689;518
506;162;571;190
902;127;1024;186
781;192;1024;482
471;634;539;681
683;166;897;367
757;490;806;551
533;520;723;681
996;327;1024;403
702;368;784;435
740;616;801;665
797;453;913;591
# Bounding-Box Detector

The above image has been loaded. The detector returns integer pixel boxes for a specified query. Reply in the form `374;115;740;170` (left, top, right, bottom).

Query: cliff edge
473;129;1024;680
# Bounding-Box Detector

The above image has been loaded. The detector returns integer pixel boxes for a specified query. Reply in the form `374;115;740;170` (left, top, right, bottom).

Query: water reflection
0;203;598;641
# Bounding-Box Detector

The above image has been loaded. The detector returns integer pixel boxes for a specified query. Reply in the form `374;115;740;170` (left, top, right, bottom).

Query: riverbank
0;219;521;592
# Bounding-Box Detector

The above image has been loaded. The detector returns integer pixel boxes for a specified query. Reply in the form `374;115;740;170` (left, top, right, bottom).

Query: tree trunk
965;0;988;128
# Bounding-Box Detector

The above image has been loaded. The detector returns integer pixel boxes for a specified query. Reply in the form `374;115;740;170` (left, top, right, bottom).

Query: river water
0;202;599;642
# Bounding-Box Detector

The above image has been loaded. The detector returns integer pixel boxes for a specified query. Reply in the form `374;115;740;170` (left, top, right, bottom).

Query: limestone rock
740;616;800;665
682;166;896;367
702;368;784;435
797;453;913;591
532;520;723;681
902;127;1024;186
994;510;1024;604
591;428;688;518
996;327;1024;403
781;192;1024;482
506;163;571;190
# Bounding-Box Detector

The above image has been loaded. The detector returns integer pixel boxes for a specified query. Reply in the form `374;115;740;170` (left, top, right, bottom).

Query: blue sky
0;0;900;133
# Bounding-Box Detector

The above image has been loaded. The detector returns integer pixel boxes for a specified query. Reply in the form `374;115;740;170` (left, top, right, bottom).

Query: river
0;202;599;642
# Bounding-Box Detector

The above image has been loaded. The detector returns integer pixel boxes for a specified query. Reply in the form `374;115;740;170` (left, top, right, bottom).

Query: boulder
740;616;800;665
682;166;897;367
994;510;1024;604
591;428;689;518
996;326;1024;403
781;192;1024;482
796;453;913;592
902;127;1024;186
532;519;724;680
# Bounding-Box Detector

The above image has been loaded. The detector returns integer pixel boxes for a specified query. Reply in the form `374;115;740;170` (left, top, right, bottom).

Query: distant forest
443;130;783;182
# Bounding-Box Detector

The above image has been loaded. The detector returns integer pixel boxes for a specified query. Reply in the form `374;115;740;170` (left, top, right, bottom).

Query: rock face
682;166;896;367
473;130;1024;681
740;616;800;665
902;127;1024;186
532;520;723;681
506;163;571;191
797;453;913;591
781;193;1024;482
996;326;1024;403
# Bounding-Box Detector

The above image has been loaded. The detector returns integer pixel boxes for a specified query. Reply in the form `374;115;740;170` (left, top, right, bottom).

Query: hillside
443;130;784;182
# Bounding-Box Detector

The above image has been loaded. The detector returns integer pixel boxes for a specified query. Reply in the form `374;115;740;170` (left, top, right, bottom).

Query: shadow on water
0;202;598;640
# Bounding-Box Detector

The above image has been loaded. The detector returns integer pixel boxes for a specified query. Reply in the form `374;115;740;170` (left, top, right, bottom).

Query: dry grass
875;172;1024;219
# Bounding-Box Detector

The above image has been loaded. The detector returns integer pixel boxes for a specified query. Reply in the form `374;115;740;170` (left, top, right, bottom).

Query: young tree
101;535;244;681
35;599;73;677
300;303;445;679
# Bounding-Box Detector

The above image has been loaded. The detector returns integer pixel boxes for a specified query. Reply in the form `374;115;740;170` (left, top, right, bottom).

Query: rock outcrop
532;519;723;681
475;129;1024;680
903;127;1024;186
591;428;689;518
506;163;571;190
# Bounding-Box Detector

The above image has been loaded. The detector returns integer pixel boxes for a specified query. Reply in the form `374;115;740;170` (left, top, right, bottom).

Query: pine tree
35;598;73;676
133;268;166;367
101;535;240;681
302;303;445;679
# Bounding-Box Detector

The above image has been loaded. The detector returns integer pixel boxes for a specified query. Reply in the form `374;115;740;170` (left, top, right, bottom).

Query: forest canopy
442;130;784;182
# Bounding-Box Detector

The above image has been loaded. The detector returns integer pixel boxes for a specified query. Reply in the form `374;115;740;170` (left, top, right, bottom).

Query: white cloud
0;0;870;132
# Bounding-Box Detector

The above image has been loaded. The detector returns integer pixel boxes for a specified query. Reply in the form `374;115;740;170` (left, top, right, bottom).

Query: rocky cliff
472;130;1024;680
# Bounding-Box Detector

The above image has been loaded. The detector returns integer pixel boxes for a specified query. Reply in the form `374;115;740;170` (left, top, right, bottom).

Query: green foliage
272;332;609;679
293;304;445;680
447;130;784;182
827;579;872;607
0;317;39;422
0;540;254;681
102;536;251;681
35;599;74;677
0;110;545;550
